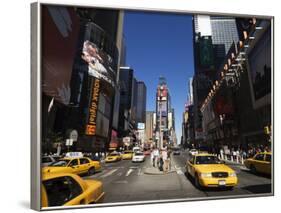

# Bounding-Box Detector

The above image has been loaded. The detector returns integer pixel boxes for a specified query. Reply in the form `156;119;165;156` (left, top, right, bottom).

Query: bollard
241;156;244;165
236;156;239;163
231;155;233;162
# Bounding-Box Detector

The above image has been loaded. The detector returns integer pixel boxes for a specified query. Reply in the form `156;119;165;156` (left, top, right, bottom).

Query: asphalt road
83;150;272;204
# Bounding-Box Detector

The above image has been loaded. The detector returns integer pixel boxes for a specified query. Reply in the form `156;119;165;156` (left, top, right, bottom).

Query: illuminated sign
137;123;145;130
85;78;100;135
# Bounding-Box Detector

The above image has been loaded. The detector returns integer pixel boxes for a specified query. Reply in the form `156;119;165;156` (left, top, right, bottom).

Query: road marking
100;169;118;178
117;172;123;176
126;169;133;176
137;168;142;176
114;180;128;184
129;166;139;169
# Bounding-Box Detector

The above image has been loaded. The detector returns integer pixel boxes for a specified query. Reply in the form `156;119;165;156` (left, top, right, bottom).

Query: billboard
42;6;80;105
157;101;167;116
137;123;145;130
248;26;271;101
199;36;214;68
157;86;167;101
81;39;116;87
85;78;101;136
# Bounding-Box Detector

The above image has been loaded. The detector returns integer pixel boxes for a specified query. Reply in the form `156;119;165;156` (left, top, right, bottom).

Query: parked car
122;150;134;160
186;153;238;189
189;149;198;156
42;157;101;176
105;152;122;163
42;173;104;207
244;152;271;175
132;152;145;163
42;155;61;167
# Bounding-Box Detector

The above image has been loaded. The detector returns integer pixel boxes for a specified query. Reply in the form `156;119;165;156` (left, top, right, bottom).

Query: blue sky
123;11;194;143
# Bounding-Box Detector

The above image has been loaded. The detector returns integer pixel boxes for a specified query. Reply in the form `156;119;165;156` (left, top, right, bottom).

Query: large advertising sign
137;123;145;130
199;36;214;68
157;86;167;101
157;101;167;117
248;27;271;101
82;39;116;87
42;6;80;105
85;78;101;136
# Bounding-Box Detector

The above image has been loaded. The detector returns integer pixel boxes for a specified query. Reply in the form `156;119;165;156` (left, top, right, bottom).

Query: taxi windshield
49;160;70;167
195;156;220;164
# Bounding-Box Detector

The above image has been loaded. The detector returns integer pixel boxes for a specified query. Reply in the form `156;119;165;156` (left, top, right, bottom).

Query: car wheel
250;164;257;174
88;167;96;176
194;174;201;189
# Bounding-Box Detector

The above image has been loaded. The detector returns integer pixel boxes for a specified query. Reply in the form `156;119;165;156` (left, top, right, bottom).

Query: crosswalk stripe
126;169;133;176
100;169;118;178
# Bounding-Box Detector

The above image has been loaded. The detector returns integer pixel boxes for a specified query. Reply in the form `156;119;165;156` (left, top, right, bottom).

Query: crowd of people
217;145;271;163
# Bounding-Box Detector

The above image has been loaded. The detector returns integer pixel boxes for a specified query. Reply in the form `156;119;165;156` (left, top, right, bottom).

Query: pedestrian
158;150;164;172
152;147;159;167
167;148;172;171
220;148;224;160
162;148;168;173
151;147;155;167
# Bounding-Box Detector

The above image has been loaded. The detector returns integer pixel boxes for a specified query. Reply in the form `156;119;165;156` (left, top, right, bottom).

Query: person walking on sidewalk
150;147;155;167
152;147;160;167
167;148;172;171
162;148;168;173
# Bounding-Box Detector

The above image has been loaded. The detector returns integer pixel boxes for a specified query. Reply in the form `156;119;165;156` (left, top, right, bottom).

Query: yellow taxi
105;152;122;163
186;153;238;189
122;150;134;160
244;152;271;175
42;173;104;207
42;157;101;176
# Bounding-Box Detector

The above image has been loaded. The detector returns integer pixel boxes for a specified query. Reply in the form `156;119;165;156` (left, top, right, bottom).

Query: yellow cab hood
194;164;234;173
42;166;72;174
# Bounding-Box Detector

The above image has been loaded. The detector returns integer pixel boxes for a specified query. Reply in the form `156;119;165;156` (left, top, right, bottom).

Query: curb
143;169;177;175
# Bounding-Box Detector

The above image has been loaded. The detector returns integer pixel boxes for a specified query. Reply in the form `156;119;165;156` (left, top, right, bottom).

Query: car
132;152;145;163
42;157;101;176
173;148;181;155
122;150;134;160
42;173;104;207
42;155;61;167
244;152;271;175
186;153;238;189
189;149;198;156
105;152;122;163
133;146;141;153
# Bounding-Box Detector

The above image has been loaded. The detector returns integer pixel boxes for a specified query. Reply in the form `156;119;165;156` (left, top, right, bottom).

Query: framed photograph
31;1;273;211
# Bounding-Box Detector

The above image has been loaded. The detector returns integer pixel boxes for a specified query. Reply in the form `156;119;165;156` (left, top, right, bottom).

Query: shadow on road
242;169;272;179
242;184;272;194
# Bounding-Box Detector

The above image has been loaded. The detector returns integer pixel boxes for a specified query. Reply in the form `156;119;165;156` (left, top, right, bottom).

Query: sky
123;11;194;143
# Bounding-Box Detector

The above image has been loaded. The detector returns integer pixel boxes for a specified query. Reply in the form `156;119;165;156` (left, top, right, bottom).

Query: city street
83;150;272;203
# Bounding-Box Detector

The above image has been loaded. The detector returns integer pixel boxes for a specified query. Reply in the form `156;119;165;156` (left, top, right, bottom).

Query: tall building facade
136;81;147;124
192;14;240;147
41;5;124;153
118;67;134;137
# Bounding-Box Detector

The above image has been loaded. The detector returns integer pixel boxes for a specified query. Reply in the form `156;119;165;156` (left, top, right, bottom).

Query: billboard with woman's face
81;40;116;87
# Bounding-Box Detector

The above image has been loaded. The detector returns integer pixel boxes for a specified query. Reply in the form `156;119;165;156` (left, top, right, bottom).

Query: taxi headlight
200;173;212;178
229;172;237;177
